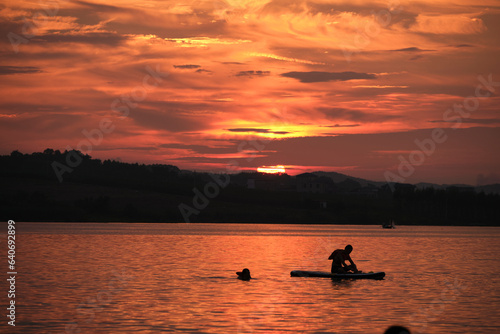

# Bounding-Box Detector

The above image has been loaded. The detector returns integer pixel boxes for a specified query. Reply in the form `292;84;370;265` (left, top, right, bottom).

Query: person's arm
345;254;358;271
345;254;355;266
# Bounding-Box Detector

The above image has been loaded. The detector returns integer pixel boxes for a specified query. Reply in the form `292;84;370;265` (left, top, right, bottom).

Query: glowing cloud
0;0;499;184
257;165;286;174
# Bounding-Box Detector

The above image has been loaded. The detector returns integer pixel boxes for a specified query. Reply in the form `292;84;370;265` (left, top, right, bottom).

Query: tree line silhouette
1;149;499;225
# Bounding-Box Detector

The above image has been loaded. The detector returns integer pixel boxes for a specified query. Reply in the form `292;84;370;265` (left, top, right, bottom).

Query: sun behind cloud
257;165;286;174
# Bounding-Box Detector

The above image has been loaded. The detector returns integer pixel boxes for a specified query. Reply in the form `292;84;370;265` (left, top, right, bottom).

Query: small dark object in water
236;268;251;280
382;219;396;229
384;325;411;334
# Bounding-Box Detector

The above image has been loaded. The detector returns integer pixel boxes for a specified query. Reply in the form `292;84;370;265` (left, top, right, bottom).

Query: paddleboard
290;270;385;280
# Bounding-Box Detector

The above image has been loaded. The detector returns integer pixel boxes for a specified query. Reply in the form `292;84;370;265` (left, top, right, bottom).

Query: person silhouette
384;325;411;334
236;268;251;280
328;244;359;274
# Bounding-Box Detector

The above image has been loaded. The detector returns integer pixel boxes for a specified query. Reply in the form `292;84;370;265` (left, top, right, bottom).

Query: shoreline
6;221;500;227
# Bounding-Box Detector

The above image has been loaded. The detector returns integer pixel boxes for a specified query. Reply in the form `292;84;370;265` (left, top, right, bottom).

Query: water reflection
10;224;500;333
330;279;355;289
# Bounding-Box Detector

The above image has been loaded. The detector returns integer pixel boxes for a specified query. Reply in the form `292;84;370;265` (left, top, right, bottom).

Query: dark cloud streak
160;143;236;154
236;70;271;77
174;65;201;69
319;107;400;123
324;124;361;128
228;128;291;134
32;32;127;46
391;47;434;52
0;66;42;75
281;71;376;83
130;108;208;133
429;118;500;125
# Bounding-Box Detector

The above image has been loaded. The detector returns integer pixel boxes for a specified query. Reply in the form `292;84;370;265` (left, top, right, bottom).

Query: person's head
384;325;411;334
344;244;353;254
237;268;251;280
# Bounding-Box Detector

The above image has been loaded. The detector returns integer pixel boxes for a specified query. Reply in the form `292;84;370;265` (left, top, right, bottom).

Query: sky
1;0;499;185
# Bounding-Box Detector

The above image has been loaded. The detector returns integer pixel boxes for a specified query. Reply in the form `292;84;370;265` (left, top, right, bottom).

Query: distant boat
382;220;395;229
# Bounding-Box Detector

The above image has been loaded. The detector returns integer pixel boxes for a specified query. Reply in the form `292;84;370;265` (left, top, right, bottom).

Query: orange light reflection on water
15;224;500;333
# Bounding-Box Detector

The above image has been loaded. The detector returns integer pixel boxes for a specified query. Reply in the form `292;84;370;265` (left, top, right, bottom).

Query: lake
3;223;500;333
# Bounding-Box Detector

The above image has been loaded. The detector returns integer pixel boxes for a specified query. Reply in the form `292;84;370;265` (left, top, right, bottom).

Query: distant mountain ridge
310;171;500;195
311;171;385;187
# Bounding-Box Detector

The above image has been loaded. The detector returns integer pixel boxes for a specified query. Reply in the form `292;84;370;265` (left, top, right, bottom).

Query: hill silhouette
1;149;499;225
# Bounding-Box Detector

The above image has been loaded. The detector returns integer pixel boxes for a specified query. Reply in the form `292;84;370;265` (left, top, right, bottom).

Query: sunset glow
1;0;499;184
257;165;286;174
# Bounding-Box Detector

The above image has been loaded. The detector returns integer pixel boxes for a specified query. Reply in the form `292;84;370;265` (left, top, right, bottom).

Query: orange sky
1;0;499;185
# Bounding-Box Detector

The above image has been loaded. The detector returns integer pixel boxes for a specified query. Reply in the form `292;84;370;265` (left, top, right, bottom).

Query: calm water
2;223;500;333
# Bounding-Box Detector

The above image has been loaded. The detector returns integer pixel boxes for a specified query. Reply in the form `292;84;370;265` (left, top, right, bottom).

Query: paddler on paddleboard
328;244;360;274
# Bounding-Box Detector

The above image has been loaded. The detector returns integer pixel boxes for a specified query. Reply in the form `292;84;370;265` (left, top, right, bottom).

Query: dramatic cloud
0;0;499;184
